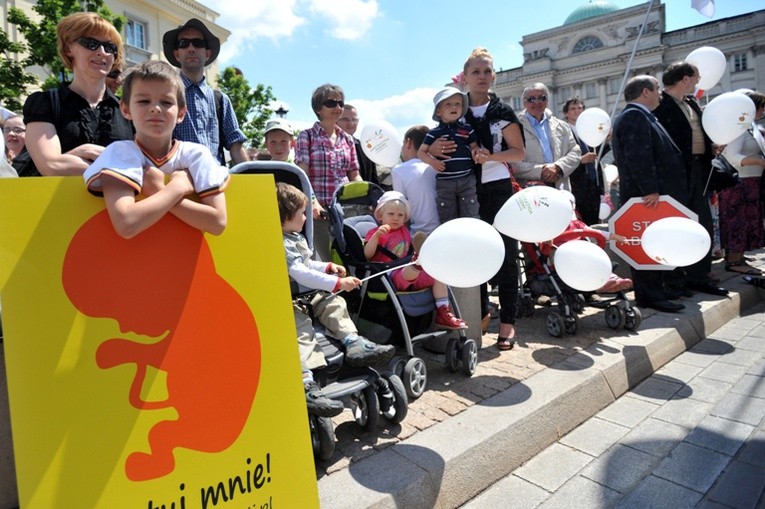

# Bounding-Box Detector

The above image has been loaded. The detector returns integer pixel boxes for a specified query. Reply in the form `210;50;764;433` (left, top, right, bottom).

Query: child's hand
431;159;446;172
473;147;490;164
167;169;195;196
142;166;165;196
337;276;361;292
580;152;598;164
375;224;391;237
609;233;628;244
328;263;347;277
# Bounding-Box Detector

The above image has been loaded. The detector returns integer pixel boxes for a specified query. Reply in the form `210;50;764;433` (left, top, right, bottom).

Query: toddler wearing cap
417;87;481;224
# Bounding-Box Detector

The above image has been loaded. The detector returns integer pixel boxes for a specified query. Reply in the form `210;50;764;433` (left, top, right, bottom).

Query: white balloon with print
685;46;727;91
359;120;402;168
701;92;756;145
575;107;611;147
494;186;573;243
418;218;504;288
554;240;612;292
641;217;710;267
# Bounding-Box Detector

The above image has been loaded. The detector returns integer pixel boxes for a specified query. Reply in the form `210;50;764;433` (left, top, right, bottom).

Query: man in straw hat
163;18;248;165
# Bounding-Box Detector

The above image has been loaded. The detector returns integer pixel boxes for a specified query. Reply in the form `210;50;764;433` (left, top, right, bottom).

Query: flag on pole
692;0;715;18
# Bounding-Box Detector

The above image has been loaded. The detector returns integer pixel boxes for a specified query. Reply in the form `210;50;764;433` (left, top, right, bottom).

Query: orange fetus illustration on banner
61;210;261;482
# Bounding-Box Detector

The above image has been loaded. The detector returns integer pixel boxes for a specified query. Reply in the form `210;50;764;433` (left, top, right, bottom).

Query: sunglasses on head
176;38;207;49
322;99;345;109
524;95;548;104
76;37;118;55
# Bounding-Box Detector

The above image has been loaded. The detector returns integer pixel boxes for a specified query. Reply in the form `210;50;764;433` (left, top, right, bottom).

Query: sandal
725;261;762;275
497;337;515;351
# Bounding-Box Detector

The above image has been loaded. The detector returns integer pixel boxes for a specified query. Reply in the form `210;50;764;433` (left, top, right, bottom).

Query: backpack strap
213;89;225;164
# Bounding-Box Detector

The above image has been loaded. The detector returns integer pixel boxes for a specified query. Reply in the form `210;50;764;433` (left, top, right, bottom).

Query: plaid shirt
295;122;359;207
173;74;247;164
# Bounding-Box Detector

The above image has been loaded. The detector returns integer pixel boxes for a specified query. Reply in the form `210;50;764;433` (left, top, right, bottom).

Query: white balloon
359;121;402;168
602;164;618;185
554;240;612;292
701;92;757;145
575;108;611;147
685;46;727;91
641;217;710;267
494;186;573;243
599;202;611;221
418;218;504;288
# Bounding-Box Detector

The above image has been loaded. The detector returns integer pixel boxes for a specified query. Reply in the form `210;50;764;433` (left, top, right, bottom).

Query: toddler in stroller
278;182;396;416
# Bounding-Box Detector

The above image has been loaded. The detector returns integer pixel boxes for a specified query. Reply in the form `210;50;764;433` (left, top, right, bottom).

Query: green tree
1;0;123;108
217;66;276;148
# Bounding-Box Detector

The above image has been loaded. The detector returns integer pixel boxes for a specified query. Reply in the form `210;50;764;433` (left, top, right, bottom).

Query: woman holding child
430;48;526;351
20;12;133;177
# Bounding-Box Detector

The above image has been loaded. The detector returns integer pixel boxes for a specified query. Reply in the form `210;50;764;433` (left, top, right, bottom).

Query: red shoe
435;305;468;330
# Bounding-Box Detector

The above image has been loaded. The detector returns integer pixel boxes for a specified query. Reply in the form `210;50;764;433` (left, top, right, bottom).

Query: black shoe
640;299;685;313
688;281;729;296
665;288;693;299
305;381;344;417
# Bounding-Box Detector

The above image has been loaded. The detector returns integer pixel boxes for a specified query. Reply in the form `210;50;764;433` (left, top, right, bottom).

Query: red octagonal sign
608;195;698;270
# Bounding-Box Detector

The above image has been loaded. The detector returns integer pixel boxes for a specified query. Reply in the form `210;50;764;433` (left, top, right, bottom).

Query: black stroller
327;181;479;400
230;161;408;460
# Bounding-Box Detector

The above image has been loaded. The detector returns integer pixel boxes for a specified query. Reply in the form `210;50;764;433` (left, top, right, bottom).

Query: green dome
564;1;621;25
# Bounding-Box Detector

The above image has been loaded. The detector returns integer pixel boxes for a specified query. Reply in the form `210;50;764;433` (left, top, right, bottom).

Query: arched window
572;36;604;54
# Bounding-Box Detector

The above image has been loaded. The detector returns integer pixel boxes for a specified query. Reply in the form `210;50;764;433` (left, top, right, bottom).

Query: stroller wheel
461;339;478;376
445;338;460;373
624;306;643;331
310;415;335;461
570;294;586;314
546;312;564;337
388;356;407;379
352;384;380;432
564;314;578;334
380;373;408;424
403;357;428;400
605;305;626;329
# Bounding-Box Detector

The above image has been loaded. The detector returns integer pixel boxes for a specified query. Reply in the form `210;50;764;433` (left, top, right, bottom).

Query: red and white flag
692;0;715;18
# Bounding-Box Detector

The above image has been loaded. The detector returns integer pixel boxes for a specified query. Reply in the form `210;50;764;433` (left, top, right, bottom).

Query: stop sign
608;195;698;270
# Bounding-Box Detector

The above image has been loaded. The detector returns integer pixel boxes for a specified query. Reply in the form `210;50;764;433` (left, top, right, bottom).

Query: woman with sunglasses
295;83;362;261
20;12;133;177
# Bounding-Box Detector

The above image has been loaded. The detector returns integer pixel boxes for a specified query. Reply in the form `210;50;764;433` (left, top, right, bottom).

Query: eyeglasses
76;37;118;55
3;127;25;135
176;38;207;49
322;99;345;109
524;95;548;104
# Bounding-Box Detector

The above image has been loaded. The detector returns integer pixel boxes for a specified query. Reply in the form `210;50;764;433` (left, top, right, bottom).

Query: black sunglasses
176;38;208;49
76;37;118;55
525;95;548;104
322;99;345;109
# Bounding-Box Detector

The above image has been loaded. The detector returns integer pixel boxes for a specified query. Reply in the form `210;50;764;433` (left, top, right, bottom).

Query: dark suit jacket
612;103;688;204
653;92;713;175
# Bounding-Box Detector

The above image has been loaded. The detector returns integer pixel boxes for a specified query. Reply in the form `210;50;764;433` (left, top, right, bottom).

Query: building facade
494;0;765;117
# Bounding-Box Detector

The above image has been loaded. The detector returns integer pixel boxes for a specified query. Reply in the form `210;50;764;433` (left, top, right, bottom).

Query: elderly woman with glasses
20;12;133;177
513;83;581;190
295;83;362;261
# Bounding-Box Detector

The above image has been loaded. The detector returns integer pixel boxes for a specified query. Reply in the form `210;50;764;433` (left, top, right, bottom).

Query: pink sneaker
435;305;468;330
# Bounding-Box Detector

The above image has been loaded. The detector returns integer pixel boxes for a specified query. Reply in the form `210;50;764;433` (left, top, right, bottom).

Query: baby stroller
230;161;408;461
327;181;479;400
518;228;642;336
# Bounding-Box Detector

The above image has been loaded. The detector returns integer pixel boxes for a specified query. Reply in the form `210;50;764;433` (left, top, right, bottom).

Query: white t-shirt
84;140;229;197
469;103;511;184
391;158;440;234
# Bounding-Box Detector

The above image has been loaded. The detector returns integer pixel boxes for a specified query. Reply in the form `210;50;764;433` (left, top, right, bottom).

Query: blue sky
203;0;762;139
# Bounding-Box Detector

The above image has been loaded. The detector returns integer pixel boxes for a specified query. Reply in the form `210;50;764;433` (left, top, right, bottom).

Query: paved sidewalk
464;302;765;508
317;257;765;508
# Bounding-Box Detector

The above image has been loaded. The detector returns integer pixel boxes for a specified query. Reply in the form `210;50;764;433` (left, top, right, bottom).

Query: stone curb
318;279;763;508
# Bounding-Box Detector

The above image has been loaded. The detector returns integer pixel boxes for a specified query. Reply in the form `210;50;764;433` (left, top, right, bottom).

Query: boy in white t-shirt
83;60;229;238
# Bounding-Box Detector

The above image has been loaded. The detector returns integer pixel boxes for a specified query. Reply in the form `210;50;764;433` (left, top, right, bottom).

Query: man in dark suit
654;62;728;297
612;76;689;312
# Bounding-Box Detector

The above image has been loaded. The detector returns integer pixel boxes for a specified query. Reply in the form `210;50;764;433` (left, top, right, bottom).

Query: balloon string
317;261;417;303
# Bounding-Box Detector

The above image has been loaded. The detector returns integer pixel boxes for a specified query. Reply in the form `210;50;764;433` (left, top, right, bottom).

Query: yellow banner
0;176;318;508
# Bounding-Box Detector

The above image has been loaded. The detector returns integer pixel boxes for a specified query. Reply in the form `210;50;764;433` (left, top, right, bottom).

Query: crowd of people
3;12;765;411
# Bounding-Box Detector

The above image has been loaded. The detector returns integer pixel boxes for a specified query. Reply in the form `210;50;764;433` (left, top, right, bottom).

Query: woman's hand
473;147;491;164
429;136;457;160
312;200;325;220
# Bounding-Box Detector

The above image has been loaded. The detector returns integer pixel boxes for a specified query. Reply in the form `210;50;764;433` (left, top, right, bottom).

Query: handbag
703;154;741;194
